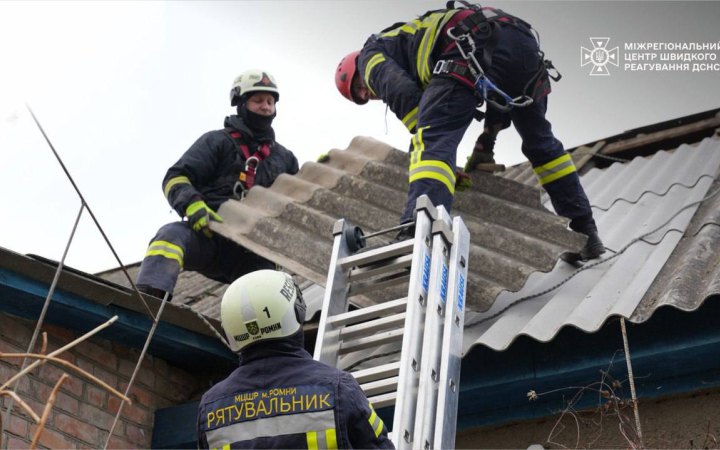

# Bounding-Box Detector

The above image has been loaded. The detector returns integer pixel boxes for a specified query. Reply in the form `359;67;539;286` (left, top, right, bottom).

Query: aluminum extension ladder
314;197;470;449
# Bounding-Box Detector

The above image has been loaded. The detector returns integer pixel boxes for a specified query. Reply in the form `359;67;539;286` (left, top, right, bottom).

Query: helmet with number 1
335;50;367;105
229;69;280;106
221;270;306;352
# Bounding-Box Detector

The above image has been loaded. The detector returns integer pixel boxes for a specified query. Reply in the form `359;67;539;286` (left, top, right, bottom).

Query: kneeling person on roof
197;269;395;449
334;1;604;261
135;70;299;300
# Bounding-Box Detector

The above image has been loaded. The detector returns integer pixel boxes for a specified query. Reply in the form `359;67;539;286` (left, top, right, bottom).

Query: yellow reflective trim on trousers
402;106;419;133
163;176;191;198
368;401;384;438
145;240;184;268
307;431;318;450
409;164;456;195
364;53;386;97
222;444;230;450
409;124;457;194
533;154;577;185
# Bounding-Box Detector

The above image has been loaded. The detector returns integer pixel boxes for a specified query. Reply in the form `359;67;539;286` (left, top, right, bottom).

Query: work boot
579;230;605;260
562;216;606;263
394;223;416;243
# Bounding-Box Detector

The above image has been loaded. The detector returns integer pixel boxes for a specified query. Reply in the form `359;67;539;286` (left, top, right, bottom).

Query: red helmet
335;50;366;105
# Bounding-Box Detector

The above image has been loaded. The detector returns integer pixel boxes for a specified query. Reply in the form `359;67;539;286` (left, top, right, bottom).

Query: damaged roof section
212;136;585;312
463;137;720;353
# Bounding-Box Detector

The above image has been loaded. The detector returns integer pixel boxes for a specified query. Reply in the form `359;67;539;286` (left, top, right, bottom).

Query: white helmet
229;69;280;106
221;270;306;352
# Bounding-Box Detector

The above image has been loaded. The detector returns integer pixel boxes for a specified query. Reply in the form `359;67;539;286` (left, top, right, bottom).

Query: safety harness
226;129;271;199
433;0;561;112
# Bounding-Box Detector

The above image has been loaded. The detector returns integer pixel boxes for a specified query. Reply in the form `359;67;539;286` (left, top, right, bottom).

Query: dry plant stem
0;315;118;391
0;390;41;422
30;374;68;450
0;353;129;403
40;332;47;355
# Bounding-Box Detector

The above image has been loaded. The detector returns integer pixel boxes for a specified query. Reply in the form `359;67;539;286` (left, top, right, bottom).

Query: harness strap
226;129;272;197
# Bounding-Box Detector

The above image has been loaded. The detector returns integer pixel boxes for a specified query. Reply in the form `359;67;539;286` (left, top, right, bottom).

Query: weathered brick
93;366;118;388
154;376;190;403
124;423;150;448
105;434;136;450
5;413;30;438
5;435;30;449
54;391;81;416
153;357;169;378
87;385;107;407
0;361;20;382
35;428;78;450
76;341;118;372
109;395;152;426
0;316;33;348
53;412;100;446
43;323;77;345
78;404;115;431
168;366;194;385
117;359;135;379
0;338;25;364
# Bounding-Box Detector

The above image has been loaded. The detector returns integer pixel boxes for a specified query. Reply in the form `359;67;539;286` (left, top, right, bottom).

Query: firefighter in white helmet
197;270;395;449
135;70;299;301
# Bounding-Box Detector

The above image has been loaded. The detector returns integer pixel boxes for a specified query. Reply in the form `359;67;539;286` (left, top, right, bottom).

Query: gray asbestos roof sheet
211;136;585;314
463;138;720;353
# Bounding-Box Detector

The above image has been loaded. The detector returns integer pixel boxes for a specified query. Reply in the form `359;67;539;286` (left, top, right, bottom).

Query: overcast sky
1;1;719;274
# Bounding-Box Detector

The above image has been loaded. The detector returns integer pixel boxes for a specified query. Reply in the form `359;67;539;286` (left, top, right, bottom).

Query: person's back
197;270;394;449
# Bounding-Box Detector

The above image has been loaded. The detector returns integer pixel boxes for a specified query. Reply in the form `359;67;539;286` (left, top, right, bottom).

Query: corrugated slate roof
212;136;584;312
463;138;720;353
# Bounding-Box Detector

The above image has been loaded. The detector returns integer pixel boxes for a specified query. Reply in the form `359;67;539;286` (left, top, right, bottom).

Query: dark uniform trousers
136;221;274;294
401;22;592;226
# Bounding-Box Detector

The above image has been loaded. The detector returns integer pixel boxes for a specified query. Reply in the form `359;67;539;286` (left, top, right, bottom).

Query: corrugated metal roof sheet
463;138;720;353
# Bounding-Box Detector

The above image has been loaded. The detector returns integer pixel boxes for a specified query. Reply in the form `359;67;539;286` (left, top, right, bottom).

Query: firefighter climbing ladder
314;197;470;450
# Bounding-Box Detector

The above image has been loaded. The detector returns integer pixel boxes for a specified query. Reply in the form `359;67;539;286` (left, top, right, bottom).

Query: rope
465;179;720;329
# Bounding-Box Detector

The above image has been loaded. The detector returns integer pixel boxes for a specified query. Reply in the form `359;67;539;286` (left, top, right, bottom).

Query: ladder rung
327;298;408;327
340;313;406;341
340;329;404;355
348;254;413;283
352;361;401;384
368;391;397;409
338;239;414;269
359;376;399;397
348;272;411;297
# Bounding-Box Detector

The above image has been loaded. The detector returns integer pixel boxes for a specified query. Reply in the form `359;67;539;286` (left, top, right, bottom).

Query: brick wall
0;312;208;449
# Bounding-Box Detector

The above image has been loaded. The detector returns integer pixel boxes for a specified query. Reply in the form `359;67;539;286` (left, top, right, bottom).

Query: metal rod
363;221;416;240
103;292;171;449
24;103;154;317
0;203;83;444
620;317;643;444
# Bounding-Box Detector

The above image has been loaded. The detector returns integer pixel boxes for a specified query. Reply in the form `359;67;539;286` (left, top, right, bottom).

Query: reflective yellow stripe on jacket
163;175;192;199
145;240;184;268
533;153;577;185
306;429;338;450
380;11;456;87
363;53;386;98
409;126;456;195
367;401;385;438
402;106;419;133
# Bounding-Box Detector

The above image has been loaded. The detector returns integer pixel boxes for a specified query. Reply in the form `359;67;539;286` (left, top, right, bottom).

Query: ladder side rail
314;219;355;365
414;207;454;449
434;216;470;450
392;197;437;450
